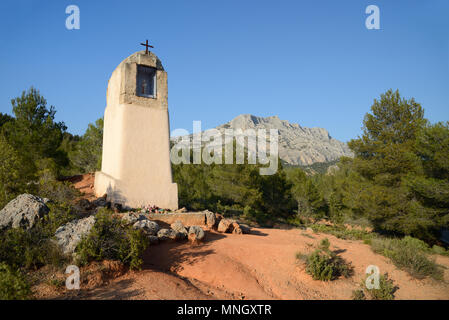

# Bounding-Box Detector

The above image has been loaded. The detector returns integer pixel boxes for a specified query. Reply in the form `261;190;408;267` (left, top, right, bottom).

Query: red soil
69;174;449;300
77;228;449;300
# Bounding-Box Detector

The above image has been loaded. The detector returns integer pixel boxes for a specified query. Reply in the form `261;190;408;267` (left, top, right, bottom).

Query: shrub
309;223;373;241
0;263;31;300
42;202;77;236
364;273;397;300
37;176;80;205
351;289;366;300
75;209;148;270
0;134;24;208
68;118;103;174
0;203;73;270
431;245;449;256
298;238;353;281
0;227;67;270
370;236;443;280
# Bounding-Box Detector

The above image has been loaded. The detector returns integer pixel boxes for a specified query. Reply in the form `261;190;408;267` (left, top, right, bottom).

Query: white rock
0;194;49;231
54;216;96;255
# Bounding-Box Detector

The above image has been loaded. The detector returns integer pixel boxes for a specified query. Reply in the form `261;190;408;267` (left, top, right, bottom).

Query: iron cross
140;40;154;54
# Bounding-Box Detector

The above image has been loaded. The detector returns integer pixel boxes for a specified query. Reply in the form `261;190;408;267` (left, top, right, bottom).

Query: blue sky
0;0;448;142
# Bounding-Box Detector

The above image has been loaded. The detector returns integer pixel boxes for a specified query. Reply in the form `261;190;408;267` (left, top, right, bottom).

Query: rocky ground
18;174;449;300
35;227;449;300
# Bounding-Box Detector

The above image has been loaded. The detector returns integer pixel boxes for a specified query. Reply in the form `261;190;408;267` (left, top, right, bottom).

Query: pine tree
2;87;67;181
69;118;103;173
0;135;24;207
345;90;447;242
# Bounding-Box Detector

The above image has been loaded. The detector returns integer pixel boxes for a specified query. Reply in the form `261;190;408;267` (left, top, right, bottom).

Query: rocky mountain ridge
172;114;353;166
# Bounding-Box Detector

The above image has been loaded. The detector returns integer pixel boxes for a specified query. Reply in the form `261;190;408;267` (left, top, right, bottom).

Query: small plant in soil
353;273;398;300
297;238;353;281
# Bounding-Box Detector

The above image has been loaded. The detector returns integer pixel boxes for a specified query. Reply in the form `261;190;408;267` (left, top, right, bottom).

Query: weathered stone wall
147;212;206;228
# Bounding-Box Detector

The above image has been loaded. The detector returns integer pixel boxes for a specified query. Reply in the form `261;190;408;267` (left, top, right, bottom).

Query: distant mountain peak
173;114;353;166
220;114;352;165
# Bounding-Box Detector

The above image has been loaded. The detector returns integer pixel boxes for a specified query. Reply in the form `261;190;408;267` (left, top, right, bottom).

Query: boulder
215;213;224;226
111;203;122;213
231;222;243;234
157;228;184;241
0;194;50;231
239;223;251;234
171;220;188;236
54;215;96;255
92;194;110;208
148;235;159;245
133;219;160;236
188;226;205;242
75;198;92;211
217;218;234;233
122;212;147;225
204;210;216;228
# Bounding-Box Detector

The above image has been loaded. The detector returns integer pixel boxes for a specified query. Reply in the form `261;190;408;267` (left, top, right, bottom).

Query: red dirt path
72;174;449;300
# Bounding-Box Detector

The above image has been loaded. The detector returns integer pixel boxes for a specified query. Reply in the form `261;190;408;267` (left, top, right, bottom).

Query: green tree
173;162;214;210
349;89;426;185
414;122;449;179
259;162;295;218
0;113;13;128
0;263;31;300
0;135;24;207
69;118;103;173
173;142;295;221
2;87;67;180
56;132;81;175
345;90;447;242
288;168;327;218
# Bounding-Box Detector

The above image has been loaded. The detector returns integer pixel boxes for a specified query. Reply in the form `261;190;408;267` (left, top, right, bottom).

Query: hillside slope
77;228;449;300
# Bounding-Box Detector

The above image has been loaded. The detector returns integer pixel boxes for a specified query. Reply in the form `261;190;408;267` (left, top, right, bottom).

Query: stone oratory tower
95;50;178;210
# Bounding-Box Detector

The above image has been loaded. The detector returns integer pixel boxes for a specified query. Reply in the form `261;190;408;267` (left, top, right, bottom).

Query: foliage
363;273;397;300
0;201;74;270
68;118;103;174
173;144;295;222
75;208;148;270
431;245;449;256
0;134;25;208
42;202;78;236
308;224;447;280
307;90;449;244
301;159;339;175
0;227;63;270
36;168;80;204
414;121;449;180
351;289;366;300
297;238;353;281
0;263;31;300
309;224;373;241
370;236;443;280
2;87;67;182
0;112;13;128
287;168;327;218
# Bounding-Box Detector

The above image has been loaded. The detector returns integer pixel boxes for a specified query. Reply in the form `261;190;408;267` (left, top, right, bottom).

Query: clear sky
0;0;448;142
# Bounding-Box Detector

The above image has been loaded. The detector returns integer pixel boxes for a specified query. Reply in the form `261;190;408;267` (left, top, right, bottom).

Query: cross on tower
140;40;154;54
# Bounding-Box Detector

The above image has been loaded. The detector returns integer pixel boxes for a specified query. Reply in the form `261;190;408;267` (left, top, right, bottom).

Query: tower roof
117;50;164;71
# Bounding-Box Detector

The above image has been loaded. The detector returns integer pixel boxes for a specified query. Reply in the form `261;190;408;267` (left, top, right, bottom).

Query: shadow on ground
142;231;228;272
63;279;142;300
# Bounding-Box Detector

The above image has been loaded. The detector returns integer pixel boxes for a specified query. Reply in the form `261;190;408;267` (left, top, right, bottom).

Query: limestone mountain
172;114;353;166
